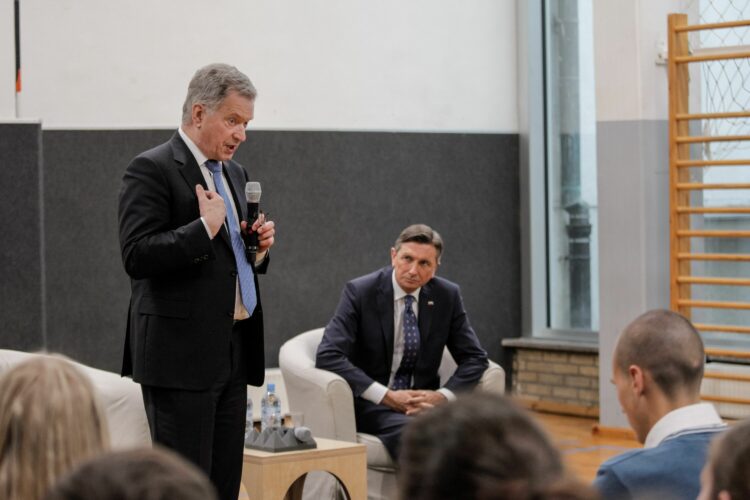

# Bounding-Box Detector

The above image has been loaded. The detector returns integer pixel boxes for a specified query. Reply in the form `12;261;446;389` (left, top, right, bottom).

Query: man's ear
628;365;646;396
192;103;205;128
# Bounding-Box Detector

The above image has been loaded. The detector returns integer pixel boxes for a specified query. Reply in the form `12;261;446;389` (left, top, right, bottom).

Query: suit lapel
418;281;434;344
376;268;395;371
172;133;231;248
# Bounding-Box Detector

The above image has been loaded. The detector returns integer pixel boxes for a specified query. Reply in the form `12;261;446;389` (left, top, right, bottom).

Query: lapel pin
427;301;434;306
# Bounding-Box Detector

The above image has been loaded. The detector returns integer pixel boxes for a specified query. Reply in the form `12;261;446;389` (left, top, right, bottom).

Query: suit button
227;311;234;317
193;258;200;263
230;271;238;277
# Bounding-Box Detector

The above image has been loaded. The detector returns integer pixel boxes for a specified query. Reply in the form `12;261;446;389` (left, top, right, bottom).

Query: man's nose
234;126;246;142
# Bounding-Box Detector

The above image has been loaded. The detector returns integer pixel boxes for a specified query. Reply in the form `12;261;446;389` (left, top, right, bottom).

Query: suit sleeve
315;282;377;396
118;155;213;280
442;286;489;392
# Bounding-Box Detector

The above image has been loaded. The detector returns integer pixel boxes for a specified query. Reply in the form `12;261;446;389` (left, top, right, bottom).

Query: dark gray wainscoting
0;123;44;351
10;128;520;374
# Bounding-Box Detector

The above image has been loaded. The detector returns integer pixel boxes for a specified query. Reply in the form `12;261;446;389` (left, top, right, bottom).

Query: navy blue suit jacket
316;266;488;397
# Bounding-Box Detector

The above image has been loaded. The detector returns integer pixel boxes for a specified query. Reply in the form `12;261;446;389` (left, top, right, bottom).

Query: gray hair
181;63;257;125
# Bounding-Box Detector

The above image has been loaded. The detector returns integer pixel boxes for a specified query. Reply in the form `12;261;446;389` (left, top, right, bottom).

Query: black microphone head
245;182;262;203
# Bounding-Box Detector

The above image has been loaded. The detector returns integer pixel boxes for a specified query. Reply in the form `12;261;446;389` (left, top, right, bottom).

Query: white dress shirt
360;271;455;404
178;127;249;321
643;402;726;449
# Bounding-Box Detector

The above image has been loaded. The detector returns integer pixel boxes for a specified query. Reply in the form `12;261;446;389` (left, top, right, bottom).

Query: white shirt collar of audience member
644;402;725;449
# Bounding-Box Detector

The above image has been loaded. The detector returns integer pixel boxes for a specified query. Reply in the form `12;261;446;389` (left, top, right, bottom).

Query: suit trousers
354;398;411;461
141;321;248;500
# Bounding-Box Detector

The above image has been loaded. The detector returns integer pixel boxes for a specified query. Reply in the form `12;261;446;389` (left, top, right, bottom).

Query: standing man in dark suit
316;224;488;460
118;63;275;500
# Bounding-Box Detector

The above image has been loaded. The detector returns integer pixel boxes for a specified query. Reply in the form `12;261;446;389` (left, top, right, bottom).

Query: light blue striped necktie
205;160;257;315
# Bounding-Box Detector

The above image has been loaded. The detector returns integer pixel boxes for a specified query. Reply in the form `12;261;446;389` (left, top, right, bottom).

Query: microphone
245;182;262;265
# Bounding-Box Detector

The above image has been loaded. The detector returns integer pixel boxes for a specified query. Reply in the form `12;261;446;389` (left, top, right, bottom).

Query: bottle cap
268;383;275;392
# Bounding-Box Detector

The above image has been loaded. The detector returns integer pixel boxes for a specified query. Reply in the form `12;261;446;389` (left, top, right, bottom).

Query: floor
533;411;640;482
238;411;640;498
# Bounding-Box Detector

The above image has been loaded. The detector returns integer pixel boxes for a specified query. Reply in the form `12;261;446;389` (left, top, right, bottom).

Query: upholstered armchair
0;349;151;449
279;328;505;500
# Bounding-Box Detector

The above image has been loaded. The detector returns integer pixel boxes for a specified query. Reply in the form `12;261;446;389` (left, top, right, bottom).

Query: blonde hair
0;355;109;500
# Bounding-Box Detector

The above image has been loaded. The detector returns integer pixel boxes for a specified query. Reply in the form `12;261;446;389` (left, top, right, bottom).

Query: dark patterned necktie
392;295;420;390
205;160;257;314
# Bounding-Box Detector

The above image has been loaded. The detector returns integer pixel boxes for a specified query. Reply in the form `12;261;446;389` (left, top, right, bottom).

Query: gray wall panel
0;123;44;351
597;120;670;428
43;130;172;370
39;130;519;373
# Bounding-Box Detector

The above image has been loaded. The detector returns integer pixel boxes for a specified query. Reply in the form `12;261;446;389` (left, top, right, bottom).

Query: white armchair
279;328;505;500
0;349;151;449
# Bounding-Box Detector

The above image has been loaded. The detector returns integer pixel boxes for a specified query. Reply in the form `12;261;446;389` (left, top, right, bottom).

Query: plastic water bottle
261;383;282;431
244;395;254;441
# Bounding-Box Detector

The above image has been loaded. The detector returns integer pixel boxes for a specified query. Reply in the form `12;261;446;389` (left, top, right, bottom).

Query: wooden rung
677;276;750;286
695;323;750;334
701;394;750;405
677;253;750;261
676;206;750;214
676;159;750;167
674;19;750;32
706;348;750;359
678;253;750;261
704;372;750;382
677;230;750;238
674;51;750;64
676;111;750;120
676;182;750;190
678;299;750;310
676;135;750;143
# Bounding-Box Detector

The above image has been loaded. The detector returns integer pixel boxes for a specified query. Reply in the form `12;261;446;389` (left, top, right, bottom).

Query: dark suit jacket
118;132;267;391
316;266;488;397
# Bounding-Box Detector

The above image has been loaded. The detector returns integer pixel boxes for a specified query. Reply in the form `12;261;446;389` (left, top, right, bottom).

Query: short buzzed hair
394;224;443;261
614;309;705;399
181;63;257;125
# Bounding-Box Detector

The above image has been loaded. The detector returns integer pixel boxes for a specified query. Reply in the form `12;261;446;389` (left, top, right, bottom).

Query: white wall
0;0;16;119
10;0;517;132
594;0;683;122
594;0;683;428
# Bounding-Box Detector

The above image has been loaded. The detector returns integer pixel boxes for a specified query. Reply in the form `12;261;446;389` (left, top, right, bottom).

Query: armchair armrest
278;330;358;443
478;360;505;394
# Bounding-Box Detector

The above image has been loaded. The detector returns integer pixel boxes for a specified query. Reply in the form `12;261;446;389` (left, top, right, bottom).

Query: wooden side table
241;437;367;500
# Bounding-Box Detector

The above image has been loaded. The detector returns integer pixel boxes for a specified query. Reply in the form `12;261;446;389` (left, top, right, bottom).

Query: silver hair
181;63;257;125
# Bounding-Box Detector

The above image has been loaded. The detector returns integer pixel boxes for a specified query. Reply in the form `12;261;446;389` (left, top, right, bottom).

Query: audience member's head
698;419;750;500
45;447;218;500
611;309;705;442
0;355;109;500
399;392;599;500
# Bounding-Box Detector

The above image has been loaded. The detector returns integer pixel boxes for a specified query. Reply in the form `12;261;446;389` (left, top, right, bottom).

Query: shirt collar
644;402;725;448
391;270;420;303
178;127;211;168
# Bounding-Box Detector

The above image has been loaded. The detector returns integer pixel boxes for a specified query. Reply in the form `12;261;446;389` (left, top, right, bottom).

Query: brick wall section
513;349;599;410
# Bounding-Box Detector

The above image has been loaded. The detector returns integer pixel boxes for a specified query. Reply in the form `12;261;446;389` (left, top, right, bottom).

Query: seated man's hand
382;390;420;413
382;389;447;415
404;390;447;416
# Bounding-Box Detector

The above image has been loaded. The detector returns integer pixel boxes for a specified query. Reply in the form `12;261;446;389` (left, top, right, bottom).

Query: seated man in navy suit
594;309;726;500
315;224;488;461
